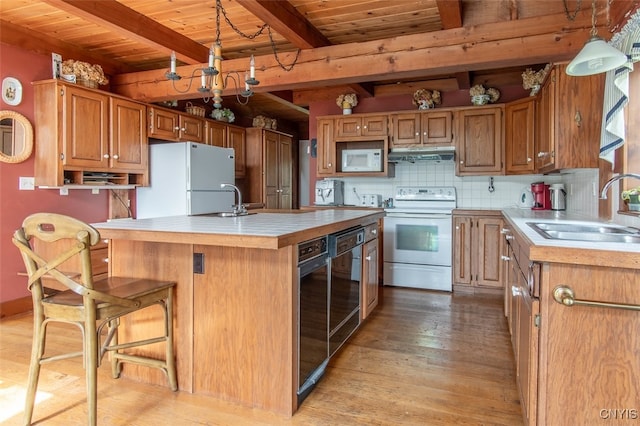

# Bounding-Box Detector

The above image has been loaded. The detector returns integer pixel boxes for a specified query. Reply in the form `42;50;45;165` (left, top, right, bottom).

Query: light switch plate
19;176;35;190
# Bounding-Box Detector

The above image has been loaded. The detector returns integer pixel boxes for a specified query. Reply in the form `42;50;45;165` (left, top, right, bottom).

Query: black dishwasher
328;226;365;356
297;236;329;404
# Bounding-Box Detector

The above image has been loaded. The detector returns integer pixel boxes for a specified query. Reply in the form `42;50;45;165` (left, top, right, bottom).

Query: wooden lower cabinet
504;220;640;425
452;210;504;291
361;221;380;320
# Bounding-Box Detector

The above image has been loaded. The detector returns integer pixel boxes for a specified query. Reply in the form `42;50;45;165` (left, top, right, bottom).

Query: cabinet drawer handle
501;255;510;261
552;285;640;311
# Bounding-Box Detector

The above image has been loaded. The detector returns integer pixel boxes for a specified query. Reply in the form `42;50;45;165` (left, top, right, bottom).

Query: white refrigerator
136;142;236;218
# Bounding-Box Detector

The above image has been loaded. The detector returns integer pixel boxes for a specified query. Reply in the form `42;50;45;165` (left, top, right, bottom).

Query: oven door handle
385;213;452;219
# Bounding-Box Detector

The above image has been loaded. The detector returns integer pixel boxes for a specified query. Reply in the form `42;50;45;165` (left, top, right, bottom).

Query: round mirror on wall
0;110;33;163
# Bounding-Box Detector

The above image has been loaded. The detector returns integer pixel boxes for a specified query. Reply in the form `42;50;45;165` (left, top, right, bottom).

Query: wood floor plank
0;287;522;425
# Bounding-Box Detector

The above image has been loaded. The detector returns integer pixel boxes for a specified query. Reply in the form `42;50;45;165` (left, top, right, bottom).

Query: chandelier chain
268;26;301;72
562;0;582;21
217;0;267;41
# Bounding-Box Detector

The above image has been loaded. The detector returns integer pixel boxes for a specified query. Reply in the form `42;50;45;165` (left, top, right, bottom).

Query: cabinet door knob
372;229;377;234
174;126;180;131
103;154;110;159
365;256;371;261
500;228;510;234
537;151;548;158
527;157;532;162
328;163;332;167
112;154;119;159
415;132;419;136
501;255;511;261
506;235;514;240
459;160;464;164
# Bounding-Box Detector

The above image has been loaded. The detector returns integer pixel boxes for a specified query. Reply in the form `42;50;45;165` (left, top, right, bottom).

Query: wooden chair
12;213;178;425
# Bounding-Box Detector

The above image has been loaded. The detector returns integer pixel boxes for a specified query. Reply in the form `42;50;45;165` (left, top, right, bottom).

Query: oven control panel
298;237;327;263
395;186;456;201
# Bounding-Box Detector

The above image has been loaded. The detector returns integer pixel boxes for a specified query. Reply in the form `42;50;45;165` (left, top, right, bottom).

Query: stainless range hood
388;146;455;163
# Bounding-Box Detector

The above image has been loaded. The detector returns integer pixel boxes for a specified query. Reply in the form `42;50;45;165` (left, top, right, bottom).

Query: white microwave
341;148;383;172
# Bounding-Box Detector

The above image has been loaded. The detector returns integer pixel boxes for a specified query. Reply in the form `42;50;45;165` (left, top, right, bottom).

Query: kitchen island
92;209;384;416
501;208;640;425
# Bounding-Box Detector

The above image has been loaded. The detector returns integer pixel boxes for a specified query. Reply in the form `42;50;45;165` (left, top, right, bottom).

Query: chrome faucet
220;183;247;215
600;174;640;199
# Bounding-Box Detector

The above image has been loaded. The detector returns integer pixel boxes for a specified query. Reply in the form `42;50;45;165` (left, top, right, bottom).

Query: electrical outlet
59;187;69;196
92;188;100;194
19;176;35;190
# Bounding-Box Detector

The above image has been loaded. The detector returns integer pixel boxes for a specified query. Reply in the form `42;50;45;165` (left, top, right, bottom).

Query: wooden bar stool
12;213;178;425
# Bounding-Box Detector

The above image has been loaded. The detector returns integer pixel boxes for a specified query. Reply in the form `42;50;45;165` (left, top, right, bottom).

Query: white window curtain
599;9;640;163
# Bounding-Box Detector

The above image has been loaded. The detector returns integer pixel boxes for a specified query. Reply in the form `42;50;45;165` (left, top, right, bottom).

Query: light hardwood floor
0;287;523;425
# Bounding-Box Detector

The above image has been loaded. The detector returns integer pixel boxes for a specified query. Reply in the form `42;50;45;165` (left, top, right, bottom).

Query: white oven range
383;186;456;291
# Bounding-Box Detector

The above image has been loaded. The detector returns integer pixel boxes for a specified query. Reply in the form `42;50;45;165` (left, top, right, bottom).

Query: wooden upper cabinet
391;112;421;146
316;118;336;176
110;97;147;172
227;125;246;178
180;114;205;143
391;110;453;147
536;64;604;173
422;111;453;144
148;106;204;143
148;107;179;140
33;80;148;187
62;84;110;169
456;106;503;175
336;115;387;137
205;120;227;147
505;97;536;174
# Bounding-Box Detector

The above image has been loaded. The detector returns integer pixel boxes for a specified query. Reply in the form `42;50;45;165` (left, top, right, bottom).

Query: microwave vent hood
388;147;455;163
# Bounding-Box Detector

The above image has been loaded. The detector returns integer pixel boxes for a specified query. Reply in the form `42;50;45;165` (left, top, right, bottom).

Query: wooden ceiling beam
236;0;372;97
436;0;463;29
235;0;331;49
111;11;593;102
40;0;209;65
435;0;469;90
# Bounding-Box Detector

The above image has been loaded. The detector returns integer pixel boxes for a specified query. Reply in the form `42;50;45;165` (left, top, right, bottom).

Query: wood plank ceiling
1;0;638;129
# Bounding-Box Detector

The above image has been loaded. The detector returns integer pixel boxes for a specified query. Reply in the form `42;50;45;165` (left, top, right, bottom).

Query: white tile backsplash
322;162;640;228
337;161;563;209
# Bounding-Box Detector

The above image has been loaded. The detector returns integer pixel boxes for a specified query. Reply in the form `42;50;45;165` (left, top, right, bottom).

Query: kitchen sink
527;222;640;243
194;211;257;218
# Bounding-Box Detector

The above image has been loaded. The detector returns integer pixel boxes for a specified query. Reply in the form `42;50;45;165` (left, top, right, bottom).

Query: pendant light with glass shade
566;0;628;76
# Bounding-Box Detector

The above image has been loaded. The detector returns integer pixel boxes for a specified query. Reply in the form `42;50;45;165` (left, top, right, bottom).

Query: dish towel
600;9;640;163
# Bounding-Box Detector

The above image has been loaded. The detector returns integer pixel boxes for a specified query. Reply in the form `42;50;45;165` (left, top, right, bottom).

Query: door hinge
534;314;541;328
193;252;204;274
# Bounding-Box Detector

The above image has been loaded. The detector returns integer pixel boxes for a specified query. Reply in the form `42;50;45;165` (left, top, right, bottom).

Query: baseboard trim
0;296;32;319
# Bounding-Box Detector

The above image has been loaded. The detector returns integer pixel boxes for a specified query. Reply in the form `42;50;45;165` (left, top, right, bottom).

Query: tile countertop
92;209;384;250
502;208;640;269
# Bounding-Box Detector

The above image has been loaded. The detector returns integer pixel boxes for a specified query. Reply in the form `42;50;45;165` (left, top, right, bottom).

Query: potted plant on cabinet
336;93;358;114
621;187;640;211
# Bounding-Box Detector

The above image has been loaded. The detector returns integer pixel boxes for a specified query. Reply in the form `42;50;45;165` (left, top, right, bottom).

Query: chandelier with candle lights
165;0;299;109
